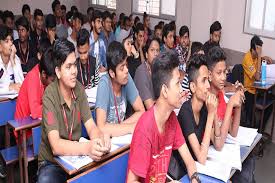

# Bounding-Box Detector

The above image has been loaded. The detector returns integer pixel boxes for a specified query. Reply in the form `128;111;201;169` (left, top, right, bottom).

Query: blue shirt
89;31;107;68
99;31;116;50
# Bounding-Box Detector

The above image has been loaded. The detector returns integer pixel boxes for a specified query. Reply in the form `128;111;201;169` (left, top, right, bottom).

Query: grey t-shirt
134;62;154;102
95;73;139;123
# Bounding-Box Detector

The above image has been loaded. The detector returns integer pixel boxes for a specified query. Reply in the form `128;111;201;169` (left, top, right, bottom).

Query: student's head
162;23;175;49
52;0;62;18
122;34;133;56
34;9;44;31
111;12;117;25
92;10;102;35
144;38;160;65
169;21;176;33
179;25;190;48
191;42;204;56
152;51;182;108
3;11;15;29
207;46;227;91
134;16;140;26
39;47;56;86
107;41;128;85
45;14;57;37
122;16;131;31
72;12;83;32
53;39;77;88
102;11;112;33
143;12;150;28
71;6;78;14
118;13;125;26
203;41;219;55
22;4;31;21
0;11;3;25
37;39;51;60
250;35;263;58
187;54;210;101
66;11;73;26
154;24;162;40
15;16;30;43
129;14;134;27
61;5;66;17
134;23;144;47
210;21;222;43
77;29;90;63
0;25;13;57
158;21;164;29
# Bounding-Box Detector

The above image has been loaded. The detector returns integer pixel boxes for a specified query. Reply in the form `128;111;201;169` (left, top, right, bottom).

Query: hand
101;133;111;153
87;138;108;161
139;38;144;50
99;65;107;72
262;56;273;64
9;83;21;92
10;44;17;65
256;45;262;58
180;90;190;104
206;92;217;114
228;90;244;108
234;81;245;92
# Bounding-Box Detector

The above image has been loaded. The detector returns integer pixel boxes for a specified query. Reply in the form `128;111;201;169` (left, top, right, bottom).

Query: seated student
67;12;83;58
22;4;33;31
95;41;145;137
127;51;199;183
52;0;68;39
3;10;19;40
116;16;132;43
14;16;38;73
133;23;145;63
208;46;244;150
173;54;217;177
143;12;152;43
203;21;222;54
154;23;162;41
44;14;57;45
0;25;24;93
100;11;116;49
161;23;175;52
134;38;160;110
37;39;110;183
242;35;272;128
76;29;99;88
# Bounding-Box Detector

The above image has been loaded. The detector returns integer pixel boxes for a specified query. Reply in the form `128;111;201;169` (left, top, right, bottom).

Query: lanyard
19;42;29;65
79;58;90;87
113;92;121;124
62;104;75;141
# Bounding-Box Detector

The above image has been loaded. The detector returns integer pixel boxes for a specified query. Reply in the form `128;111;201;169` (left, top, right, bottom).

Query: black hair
129;14;133;19
87;7;94;15
143;12;149;22
144;38;160;53
66;11;73;24
103;11;112;21
169;21;176;31
92;10;102;22
61;5;66;11
53;38;75;68
38;39;51;54
179;25;189;37
71;6;78;13
107;41;127;73
134;16;140;26
45;14;56;29
152;51;179;99
134;22;144;34
191;42;203;56
158;21;164;27
39;47;55;77
122;16;130;26
0;11;3;23
111;12;116;19
22;4;30;16
72;12;83;24
203;41;219;55
210;21;222;34
162;23;174;42
15;16;30;32
77;29;90;47
154;24;162;31
207;46;226;70
250;35;263;50
52;0;61;12
187;54;208;84
34;9;43;19
3;10;15;23
0;25;13;41
117;13;125;26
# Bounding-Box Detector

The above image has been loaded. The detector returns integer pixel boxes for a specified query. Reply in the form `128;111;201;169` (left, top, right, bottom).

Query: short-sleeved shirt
38;79;92;163
95;73;139;123
242;51;259;94
128;106;185;183
134;62;154;102
217;91;227;122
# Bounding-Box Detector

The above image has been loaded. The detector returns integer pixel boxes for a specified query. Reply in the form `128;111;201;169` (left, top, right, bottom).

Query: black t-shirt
127;56;141;79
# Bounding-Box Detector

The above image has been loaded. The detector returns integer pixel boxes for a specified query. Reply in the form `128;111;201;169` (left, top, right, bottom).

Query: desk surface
8;117;41;131
54;144;130;175
253;80;275;90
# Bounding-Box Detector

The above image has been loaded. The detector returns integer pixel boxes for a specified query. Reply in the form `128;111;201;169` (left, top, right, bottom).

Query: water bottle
261;60;266;85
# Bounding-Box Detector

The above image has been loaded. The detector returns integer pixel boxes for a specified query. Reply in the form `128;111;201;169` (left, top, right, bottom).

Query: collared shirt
175;43;188;72
30;29;48;49
99;30;116;49
38;79;92;163
89;31;107;68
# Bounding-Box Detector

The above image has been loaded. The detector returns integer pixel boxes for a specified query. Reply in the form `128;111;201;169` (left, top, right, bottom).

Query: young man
95;41;144;137
76;29;99;88
44;14;57;45
116;16;131;43
89;10;107;72
37;39;110;183
134;38;160;110
161;23;175;52
203;21;222;54
154;24;162;41
0;25;24;93
242;35;273;128
3;10;18;40
133;23;145;63
127;51;199;183
52;0;67;39
100;11;116;49
22;4;32;30
30;9;47;49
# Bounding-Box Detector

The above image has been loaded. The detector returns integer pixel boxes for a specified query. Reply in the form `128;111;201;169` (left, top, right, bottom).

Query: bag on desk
167;150;187;180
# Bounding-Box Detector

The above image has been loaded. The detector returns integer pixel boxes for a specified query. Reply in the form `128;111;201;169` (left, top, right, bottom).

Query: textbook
111;134;132;145
226;126;258;146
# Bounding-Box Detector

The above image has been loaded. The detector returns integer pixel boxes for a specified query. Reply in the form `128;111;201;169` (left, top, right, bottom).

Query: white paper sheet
111;134;132;145
226;126;258;147
0;90;18;99
85;87;97;103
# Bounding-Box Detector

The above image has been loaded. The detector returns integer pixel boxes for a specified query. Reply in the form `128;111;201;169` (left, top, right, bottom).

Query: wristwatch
191;172;201;183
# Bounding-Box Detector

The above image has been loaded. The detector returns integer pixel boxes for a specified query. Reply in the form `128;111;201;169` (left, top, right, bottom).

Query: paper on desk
0;90;18;99
111;134;132;145
196;160;232;182
85;87;97;103
266;64;275;78
226;126;258;146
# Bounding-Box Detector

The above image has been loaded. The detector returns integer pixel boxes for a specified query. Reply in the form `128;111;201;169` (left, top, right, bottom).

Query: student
89;10;107;72
100;11;116;49
95;41;144;137
173;54;217;177
133;23;145;63
143;12;152;43
52;0;67;39
203;21;222;54
37;39;110;183
242;35;272;128
161;23;175;52
30;9;47;49
14;16;38;73
127;51;199;183
134;38;160;110
44;14;57;45
116;16;131;43
154;24;162;41
67;12;83;57
61;5;67;24
0;25;24;93
22;4;32;30
111;12;117;32
3;10;18;40
208;46;244;150
76;29;99;88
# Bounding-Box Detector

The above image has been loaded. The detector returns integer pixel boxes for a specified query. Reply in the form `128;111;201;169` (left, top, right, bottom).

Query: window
89;0;116;10
132;0;176;19
244;0;275;38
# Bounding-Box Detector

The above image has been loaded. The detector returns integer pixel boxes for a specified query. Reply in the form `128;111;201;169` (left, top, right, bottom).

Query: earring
209;78;211;82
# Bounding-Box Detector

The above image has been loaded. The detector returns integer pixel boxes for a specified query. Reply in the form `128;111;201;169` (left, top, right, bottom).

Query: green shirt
38;79;92;163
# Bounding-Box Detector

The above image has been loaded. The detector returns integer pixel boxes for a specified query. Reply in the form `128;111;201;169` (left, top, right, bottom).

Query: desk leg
259;92;267;133
18;131;24;183
271;103;275;139
4;124;10;147
22;130;29;183
252;91;258;128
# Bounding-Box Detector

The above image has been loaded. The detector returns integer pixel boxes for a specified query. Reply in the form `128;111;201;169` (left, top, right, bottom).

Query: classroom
0;0;275;182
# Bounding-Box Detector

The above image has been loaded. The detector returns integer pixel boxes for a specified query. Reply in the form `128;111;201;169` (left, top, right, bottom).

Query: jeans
37;161;67;183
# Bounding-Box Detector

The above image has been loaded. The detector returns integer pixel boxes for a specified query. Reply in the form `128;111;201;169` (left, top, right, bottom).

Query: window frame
89;0;117;11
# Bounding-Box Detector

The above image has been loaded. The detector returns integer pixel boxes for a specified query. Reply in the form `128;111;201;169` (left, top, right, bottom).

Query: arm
127;170;142;183
144;98;155;110
229;105;241;137
28;79;42;119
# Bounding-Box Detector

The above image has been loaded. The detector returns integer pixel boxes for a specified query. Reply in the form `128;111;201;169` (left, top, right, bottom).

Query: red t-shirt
128;106;185;183
217;91;227;121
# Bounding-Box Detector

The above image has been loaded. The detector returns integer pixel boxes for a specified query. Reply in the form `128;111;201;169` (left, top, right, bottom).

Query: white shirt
0;55;24;93
67;35;79;58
